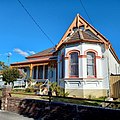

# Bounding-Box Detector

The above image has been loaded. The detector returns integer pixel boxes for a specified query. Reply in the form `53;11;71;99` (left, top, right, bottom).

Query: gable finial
77;13;79;16
76;13;80;28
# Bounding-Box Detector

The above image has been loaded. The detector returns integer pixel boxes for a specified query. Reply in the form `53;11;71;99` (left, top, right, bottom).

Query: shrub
34;82;43;89
25;87;34;93
50;82;69;97
12;89;25;93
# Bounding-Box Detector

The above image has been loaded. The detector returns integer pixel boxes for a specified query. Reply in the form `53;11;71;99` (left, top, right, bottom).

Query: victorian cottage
11;14;120;98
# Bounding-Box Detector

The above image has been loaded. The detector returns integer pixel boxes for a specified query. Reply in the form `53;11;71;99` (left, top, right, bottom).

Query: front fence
10;92;120;109
1;88;120;119
6;94;120;120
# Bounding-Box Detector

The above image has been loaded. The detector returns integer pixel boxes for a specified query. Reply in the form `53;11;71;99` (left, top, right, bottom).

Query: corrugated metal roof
26;47;55;59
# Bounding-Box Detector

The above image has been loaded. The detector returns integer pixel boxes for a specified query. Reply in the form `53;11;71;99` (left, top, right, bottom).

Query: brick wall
1;85;11;110
7;97;23;113
5;97;120;120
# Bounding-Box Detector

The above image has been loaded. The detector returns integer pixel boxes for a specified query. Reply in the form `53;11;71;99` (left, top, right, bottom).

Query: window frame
69;51;79;78
37;65;48;80
44;65;48;79
87;52;96;78
33;66;37;79
38;65;43;79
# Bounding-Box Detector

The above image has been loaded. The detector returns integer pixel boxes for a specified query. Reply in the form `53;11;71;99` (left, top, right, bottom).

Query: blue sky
0;0;120;65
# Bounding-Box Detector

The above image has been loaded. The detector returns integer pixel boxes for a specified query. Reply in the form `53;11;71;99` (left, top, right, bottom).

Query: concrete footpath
0;110;34;120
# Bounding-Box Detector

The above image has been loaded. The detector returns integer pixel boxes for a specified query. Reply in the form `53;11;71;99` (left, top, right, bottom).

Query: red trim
79;55;87;58
96;56;102;59
87;76;96;79
69;75;79;78
66;50;80;57
84;49;98;56
65;57;69;60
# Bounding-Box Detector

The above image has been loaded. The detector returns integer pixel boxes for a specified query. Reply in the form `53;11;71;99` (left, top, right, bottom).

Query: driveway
0;110;34;120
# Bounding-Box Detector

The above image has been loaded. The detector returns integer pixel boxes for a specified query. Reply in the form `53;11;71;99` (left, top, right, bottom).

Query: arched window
70;52;79;76
87;52;96;77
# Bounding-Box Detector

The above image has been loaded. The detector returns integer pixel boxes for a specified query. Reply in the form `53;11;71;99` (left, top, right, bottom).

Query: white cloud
14;48;29;57
8;52;12;56
28;51;35;55
5;52;12;56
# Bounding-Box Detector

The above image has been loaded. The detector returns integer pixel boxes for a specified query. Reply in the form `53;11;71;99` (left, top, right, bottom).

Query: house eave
56;39;104;51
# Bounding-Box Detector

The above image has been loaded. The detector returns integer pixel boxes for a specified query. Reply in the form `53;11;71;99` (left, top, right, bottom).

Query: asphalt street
0;110;34;120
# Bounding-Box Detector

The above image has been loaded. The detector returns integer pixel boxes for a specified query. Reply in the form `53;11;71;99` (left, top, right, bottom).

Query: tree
0;61;8;70
2;68;20;86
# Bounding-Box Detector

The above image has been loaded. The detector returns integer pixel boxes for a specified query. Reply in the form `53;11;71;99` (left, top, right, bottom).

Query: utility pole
7;53;11;66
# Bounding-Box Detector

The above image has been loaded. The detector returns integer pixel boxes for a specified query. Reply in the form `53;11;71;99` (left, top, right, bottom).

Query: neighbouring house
0;64;26;88
0;66;4;88
11;14;120;98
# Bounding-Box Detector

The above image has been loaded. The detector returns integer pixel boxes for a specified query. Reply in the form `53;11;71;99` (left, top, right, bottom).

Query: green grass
1;88;120;109
53;97;100;106
10;89;104;107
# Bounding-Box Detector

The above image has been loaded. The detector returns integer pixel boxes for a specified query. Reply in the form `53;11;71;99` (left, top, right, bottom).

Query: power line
79;0;94;25
17;0;55;46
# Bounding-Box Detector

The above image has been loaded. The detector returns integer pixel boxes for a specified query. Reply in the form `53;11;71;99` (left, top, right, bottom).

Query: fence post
48;89;52;104
1;85;12;110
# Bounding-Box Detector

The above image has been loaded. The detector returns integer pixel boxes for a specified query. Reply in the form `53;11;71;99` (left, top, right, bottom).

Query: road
0;110;34;120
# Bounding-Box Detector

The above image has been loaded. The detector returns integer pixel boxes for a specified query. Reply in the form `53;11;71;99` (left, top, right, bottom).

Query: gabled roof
26;47;55;59
56;14;119;63
11;14;119;66
56;14;110;50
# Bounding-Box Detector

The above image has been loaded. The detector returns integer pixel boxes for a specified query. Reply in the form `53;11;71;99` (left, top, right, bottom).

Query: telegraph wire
17;0;55;46
79;0;94;25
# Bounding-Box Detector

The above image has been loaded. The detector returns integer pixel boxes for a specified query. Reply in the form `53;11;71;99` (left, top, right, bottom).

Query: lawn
1;88;120;109
53;97;100;106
